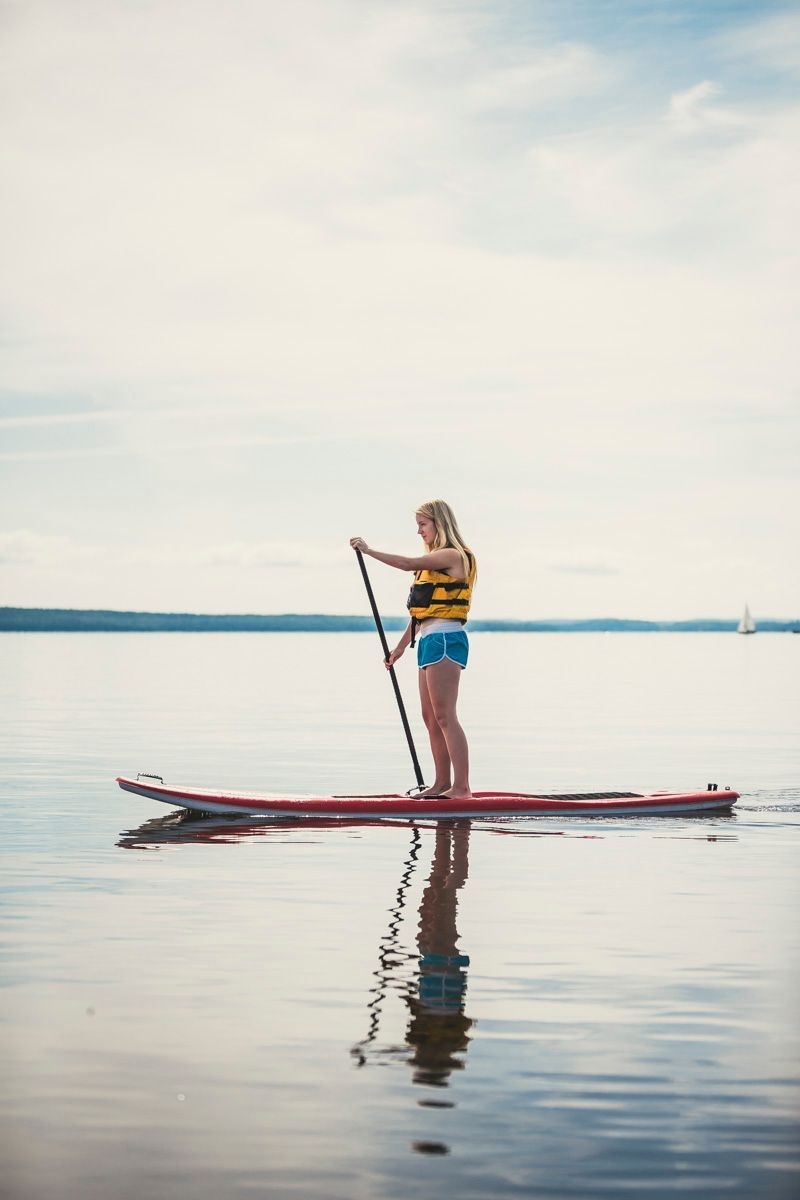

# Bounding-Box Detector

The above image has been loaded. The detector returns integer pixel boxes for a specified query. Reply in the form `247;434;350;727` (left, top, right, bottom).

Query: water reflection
123;814;476;1096
406;823;473;1088
117;810;416;847
351;826;423;1059
353;822;474;1099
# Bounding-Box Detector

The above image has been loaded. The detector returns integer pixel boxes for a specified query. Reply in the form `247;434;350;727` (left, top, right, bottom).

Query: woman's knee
431;703;456;729
421;705;439;731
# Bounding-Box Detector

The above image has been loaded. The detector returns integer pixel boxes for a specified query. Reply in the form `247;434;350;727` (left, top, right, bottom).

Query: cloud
0;2;618;412
548;554;623;577
0;530;101;565
189;541;344;569
0;405;286;428
666;80;740;134
0;410;120;429
550;563;621;577
0;400;358;461
464;43;611;112
717;11;800;75
0;446;130;462
0;530;347;572
1;0;797;426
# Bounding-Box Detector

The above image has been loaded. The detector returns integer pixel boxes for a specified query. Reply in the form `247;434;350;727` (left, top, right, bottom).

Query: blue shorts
417;629;469;670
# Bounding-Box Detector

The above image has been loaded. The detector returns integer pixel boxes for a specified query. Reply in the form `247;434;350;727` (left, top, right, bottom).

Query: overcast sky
1;0;798;621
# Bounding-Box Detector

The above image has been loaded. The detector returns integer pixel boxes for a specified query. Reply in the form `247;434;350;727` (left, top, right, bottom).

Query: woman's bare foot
440;786;472;800
421;782;451;797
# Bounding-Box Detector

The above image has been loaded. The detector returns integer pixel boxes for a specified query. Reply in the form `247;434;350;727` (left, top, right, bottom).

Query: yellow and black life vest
407;552;476;645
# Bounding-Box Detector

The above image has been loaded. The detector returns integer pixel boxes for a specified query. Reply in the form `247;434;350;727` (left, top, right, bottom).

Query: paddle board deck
116;776;738;818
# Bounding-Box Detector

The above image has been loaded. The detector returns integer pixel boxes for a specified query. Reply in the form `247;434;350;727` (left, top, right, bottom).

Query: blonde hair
416;499;474;580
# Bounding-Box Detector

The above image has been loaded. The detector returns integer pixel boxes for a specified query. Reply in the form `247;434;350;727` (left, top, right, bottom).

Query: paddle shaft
355;550;426;790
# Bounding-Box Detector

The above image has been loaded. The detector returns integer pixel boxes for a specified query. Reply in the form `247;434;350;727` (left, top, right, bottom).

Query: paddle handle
355;550;425;790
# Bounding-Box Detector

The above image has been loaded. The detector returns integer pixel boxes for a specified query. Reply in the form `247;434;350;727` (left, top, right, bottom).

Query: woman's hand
350;536;368;553
385;644;405;668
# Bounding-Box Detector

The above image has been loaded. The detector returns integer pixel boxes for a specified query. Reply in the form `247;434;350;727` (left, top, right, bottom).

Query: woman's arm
350;538;461;574
385;621;413;668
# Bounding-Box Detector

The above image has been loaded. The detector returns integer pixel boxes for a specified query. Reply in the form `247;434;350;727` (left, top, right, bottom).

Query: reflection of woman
405;823;472;1087
350;499;476;799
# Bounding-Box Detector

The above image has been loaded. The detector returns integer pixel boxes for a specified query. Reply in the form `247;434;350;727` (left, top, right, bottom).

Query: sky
1;0;798;621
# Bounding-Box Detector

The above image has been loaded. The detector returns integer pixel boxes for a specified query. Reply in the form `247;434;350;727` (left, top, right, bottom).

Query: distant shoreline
1;607;798;633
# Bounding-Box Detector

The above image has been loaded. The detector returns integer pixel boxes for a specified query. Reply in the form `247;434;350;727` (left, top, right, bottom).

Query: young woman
350;499;476;800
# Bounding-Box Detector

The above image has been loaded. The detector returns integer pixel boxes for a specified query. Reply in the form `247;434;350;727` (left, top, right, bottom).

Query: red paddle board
116;776;738;818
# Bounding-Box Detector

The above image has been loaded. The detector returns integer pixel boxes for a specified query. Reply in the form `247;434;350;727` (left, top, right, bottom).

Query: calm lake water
1;632;799;1199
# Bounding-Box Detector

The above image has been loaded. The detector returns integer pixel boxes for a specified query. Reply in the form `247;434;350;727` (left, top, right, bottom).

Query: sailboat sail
737;605;756;634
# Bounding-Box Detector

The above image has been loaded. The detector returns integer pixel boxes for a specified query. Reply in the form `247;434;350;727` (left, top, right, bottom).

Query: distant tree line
1;608;798;632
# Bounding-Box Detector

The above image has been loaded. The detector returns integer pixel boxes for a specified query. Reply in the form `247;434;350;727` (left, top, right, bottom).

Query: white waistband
418;618;464;638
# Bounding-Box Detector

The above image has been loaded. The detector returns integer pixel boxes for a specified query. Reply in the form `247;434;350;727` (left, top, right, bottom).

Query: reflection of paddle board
116;776;738;818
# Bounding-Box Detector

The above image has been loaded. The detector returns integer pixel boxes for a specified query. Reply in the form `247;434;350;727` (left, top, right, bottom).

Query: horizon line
1;606;798;630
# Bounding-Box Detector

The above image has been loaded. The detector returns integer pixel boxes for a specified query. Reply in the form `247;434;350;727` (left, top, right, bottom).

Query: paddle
351;824;422;1065
355;549;426;793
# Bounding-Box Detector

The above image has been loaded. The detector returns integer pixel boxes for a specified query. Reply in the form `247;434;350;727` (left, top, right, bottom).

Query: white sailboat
737;604;756;635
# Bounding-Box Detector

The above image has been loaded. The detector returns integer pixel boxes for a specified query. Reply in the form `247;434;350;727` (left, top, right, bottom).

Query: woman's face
416;513;437;547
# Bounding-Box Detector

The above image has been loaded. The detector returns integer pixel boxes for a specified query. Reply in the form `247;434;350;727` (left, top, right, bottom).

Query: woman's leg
418;667;453;796
424;658;471;799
